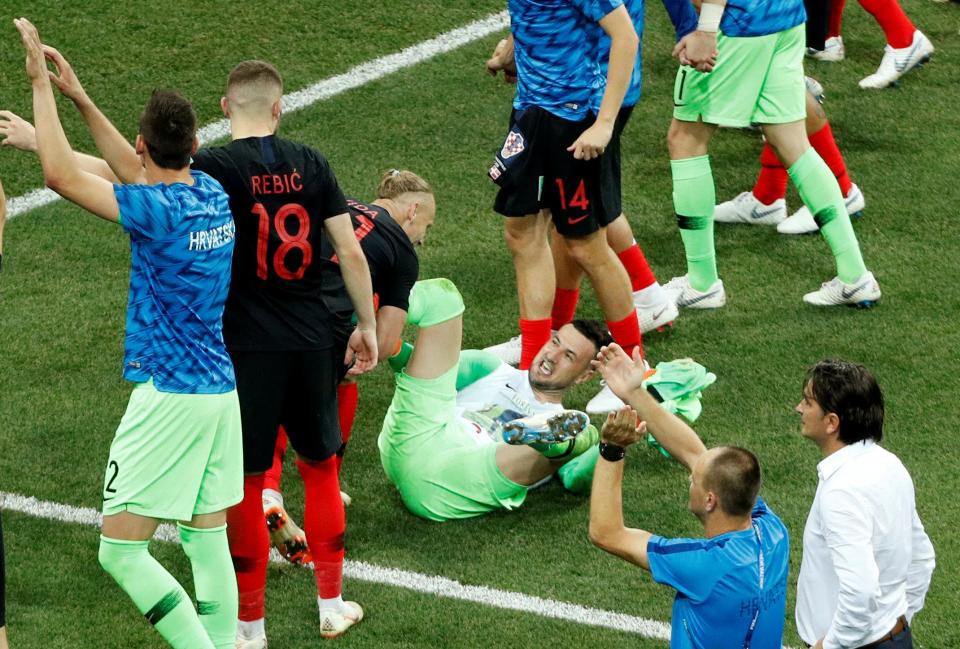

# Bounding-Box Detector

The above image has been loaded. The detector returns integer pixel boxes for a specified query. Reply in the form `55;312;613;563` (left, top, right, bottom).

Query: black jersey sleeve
310;150;349;220
376;246;419;312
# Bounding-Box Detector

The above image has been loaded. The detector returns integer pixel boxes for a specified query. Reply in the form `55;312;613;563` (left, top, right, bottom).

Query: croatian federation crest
500;130;525;159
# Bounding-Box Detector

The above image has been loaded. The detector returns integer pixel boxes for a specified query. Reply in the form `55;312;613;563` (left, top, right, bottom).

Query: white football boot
803;271;881;307
319;601;364;639
808;36;845;62
714;192;787;225
636;298;678;334
483;335;522;366
586;358;652;415
664;276;726;309
777;184;865;235
859;31;934;89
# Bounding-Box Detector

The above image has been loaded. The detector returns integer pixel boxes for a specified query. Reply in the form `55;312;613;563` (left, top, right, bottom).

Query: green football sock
98;536;215;649
533;424;599;460
557;444;599;495
788;148;867;283
388;341;414;373
179;524;238;649
671;155;717;291
406;278;465;327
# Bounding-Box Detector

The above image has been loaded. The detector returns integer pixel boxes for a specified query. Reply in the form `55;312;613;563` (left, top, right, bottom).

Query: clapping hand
593;343;647;401
601;406;646;447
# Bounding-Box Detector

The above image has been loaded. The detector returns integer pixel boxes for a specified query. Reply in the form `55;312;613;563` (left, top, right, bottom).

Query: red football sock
616;243;657;292
809;124;853;197
828;0;847;38
228;473;270;621
262;428;288;493
753;143;789;205
335;382;359;474
858;0;915;48
607;312;643;360
519;318;552;370
297;457;345;599
550;288;580;331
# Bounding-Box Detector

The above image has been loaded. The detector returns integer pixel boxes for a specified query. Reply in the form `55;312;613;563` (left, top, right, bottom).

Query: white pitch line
5;11;510;220
1;490;800;648
0;490;668;642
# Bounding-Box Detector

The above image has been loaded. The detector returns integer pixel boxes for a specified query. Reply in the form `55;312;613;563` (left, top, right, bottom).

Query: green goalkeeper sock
533;424;599;460
671;155;717;291
179;524;238;649
98;536;215;649
388;342;414;373
788;148;867;283
557;444;600;495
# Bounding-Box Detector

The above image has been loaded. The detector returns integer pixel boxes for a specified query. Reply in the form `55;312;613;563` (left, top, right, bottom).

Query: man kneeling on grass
590;343;790;649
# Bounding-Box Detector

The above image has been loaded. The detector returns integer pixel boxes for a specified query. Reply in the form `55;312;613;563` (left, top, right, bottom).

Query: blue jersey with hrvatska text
510;0;623;121
720;0;806;37
115;170;236;394
647;498;790;649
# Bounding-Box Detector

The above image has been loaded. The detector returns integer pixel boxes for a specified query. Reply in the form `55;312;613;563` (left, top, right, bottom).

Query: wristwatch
599;442;626;462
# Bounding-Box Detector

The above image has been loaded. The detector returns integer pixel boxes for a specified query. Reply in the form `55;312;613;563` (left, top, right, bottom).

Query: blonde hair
376;169;432;200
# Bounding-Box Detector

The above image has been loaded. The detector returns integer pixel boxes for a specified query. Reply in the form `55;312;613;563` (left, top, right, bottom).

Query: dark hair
703;447;761;517
569;319;613;354
226;60;283;95
138;90;197;170
805;359;884;444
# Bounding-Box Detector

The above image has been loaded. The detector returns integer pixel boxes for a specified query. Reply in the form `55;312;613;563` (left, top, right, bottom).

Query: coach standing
796;359;935;649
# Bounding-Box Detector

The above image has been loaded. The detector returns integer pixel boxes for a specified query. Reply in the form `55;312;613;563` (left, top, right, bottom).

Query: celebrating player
379;278;611;521
488;0;645;376
664;0;881;308
713;78;866;235
262;169;431;562
16;18;240;649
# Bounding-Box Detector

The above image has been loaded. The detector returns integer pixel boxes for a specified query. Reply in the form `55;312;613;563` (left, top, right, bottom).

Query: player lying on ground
713;78;866;235
15;18;240;649
262;169;432;564
590;344;790;649
380;278;611;521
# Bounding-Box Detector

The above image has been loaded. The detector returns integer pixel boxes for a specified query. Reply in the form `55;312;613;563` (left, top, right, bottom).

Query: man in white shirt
795;359;935;649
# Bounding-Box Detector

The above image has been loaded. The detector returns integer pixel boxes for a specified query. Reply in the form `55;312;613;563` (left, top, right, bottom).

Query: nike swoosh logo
841;280;869;299
567;214;589;225
752;206;781;220
681;289;719;305
651;307;667;321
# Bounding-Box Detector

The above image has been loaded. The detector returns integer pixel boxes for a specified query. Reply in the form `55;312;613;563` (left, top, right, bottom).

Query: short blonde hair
225;60;283;112
376;169;432;199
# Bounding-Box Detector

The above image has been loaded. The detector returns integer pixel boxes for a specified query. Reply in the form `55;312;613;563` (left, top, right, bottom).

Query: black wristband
599;442;626;462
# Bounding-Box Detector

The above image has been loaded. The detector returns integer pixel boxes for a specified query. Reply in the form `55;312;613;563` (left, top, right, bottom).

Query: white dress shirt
796;440;936;649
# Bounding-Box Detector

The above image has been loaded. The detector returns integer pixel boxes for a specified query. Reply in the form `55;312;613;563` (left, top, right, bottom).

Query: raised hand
0;111;38;151
14;18;48;83
43;45;87;103
593;343;647;401
600;406;646;447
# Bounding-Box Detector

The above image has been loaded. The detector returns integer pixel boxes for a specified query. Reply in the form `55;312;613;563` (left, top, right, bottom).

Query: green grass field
1;1;959;647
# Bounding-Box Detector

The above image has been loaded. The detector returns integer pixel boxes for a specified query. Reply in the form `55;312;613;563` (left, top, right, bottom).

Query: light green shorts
378;365;526;522
673;24;806;128
102;380;243;520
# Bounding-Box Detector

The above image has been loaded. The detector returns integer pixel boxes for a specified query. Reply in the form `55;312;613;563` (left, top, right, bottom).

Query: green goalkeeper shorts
378;366;526;522
673;24;806;128
102;379;243;521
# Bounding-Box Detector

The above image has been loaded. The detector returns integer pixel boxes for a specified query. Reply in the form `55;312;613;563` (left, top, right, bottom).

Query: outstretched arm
594;343;707;471
589;407;652;569
43;45;144;184
0;110;120;182
16;18;118;222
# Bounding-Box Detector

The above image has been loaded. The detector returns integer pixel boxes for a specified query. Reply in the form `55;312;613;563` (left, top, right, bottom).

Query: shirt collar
817;439;876;481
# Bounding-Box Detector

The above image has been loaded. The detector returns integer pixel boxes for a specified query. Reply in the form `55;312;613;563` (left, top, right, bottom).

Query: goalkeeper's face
527;325;596;392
